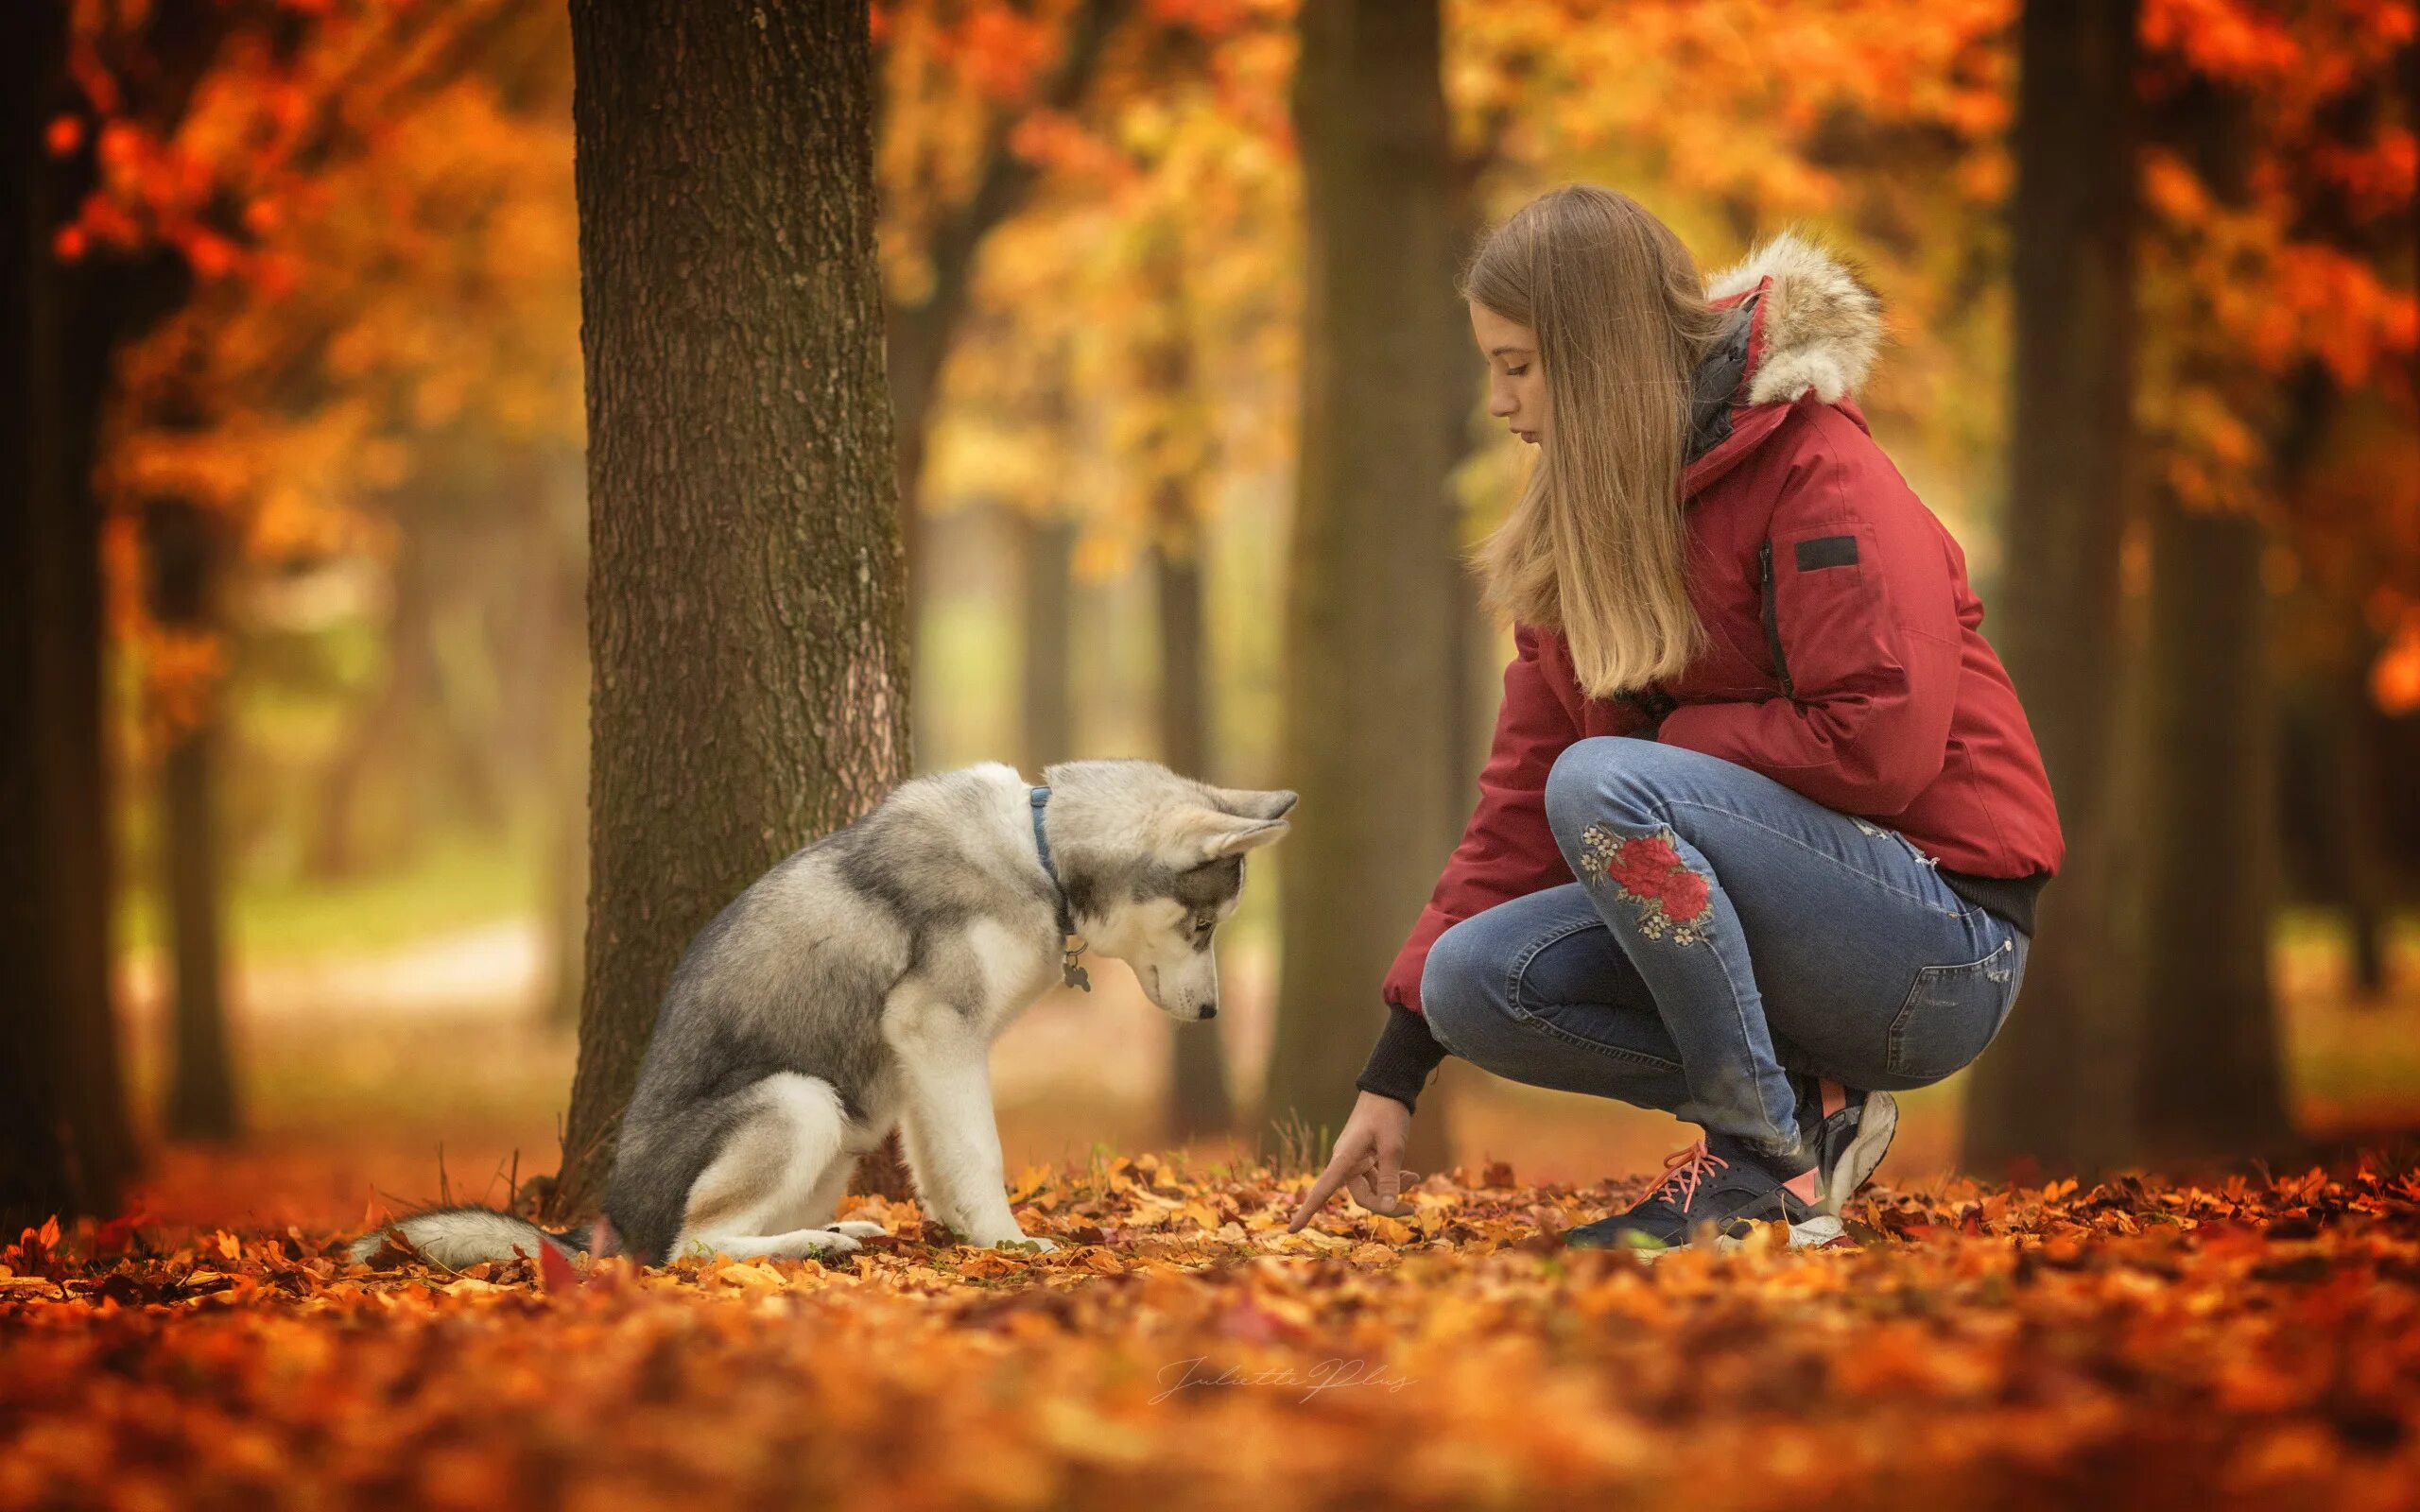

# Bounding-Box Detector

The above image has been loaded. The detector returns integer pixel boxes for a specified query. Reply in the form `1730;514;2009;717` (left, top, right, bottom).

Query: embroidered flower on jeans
1579;824;1714;945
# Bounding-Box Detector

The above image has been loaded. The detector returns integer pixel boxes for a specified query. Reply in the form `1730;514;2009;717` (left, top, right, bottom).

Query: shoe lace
1650;1143;1728;1211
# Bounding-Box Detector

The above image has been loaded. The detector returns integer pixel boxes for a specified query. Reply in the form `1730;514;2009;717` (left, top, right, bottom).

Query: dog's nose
1199;1002;1219;1020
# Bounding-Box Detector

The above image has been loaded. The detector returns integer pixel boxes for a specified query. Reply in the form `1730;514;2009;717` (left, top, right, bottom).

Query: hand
1288;1091;1418;1232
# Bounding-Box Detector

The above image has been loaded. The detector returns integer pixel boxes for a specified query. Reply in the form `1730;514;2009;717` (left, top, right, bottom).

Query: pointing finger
1288;1160;1352;1232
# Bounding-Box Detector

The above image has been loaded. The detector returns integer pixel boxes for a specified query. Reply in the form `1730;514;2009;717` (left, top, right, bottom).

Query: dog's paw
735;1228;860;1259
827;1221;889;1240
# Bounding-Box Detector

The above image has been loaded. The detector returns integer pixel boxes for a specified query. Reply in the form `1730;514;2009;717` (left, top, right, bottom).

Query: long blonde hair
1464;186;1734;699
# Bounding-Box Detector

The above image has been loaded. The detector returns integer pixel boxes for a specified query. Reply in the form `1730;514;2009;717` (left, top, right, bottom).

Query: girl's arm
1657;406;1964;816
1361;623;1592;1110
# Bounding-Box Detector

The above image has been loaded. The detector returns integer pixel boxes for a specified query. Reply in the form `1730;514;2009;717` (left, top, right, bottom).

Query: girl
1289;186;2062;1251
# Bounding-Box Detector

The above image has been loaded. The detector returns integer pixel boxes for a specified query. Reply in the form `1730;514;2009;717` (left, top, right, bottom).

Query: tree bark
1960;0;2141;1177
2132;501;2291;1160
0;1;139;1229
147;499;240;1143
1;1;96;1228
550;0;909;1221
1262;0;1462;1163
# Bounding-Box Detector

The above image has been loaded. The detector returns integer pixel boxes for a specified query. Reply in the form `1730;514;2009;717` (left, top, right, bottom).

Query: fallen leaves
7;1151;2420;1509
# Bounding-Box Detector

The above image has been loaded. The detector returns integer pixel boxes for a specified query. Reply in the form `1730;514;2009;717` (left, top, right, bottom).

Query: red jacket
1385;232;2063;1017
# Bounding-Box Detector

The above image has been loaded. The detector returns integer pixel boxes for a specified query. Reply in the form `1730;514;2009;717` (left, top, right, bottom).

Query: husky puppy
352;760;1293;1269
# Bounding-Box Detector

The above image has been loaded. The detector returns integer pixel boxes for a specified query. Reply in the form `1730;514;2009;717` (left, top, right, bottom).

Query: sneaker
1795;1074;1898;1216
1564;1135;1843;1254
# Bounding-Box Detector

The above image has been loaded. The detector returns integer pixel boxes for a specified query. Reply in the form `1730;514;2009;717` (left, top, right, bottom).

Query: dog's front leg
895;1043;1050;1250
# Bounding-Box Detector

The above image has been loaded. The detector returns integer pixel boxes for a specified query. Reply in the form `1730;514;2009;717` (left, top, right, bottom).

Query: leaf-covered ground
8;1153;2420;1511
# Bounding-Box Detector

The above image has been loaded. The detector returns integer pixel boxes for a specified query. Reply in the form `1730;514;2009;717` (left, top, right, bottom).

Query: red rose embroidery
1579;825;1715;944
1656;867;1711;923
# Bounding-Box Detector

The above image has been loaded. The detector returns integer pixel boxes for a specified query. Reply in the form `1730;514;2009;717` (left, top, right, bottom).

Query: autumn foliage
10;0;2419;1504
9;1151;2420;1509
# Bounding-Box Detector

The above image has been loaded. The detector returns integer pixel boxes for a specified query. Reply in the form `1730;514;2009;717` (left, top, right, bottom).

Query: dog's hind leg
673;1073;866;1263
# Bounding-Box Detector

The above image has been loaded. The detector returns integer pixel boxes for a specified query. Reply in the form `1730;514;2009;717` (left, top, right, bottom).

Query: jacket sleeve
1382;623;1590;1016
1657;408;1964;817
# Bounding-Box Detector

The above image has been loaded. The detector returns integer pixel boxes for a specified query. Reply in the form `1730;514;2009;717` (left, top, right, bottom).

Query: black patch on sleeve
1795;535;1859;571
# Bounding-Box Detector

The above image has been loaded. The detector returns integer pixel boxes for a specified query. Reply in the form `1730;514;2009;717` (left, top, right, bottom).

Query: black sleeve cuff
1357;1003;1452;1112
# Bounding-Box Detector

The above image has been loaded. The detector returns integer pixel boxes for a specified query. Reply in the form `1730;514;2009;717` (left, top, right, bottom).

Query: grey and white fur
350;760;1293;1270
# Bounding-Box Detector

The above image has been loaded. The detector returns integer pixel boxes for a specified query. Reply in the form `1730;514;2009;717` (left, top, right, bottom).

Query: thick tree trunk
1960;0;2140;1177
1262;0;1461;1163
1;4;100;1227
147;499;239;1143
2133;502;2290;1160
550;0;910;1222
0;5;137;1228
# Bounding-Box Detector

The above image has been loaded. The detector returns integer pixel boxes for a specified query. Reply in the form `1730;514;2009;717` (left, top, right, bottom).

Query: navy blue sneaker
1564;1135;1841;1254
1794;1074;1898;1216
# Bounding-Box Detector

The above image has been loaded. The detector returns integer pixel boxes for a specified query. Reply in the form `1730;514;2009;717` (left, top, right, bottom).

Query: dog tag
1063;944;1092;992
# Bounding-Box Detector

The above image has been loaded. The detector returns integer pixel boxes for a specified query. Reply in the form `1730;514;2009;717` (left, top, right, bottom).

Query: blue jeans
1420;738;2030;1160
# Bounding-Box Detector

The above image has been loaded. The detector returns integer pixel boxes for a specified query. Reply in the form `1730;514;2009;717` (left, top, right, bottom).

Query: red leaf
536;1238;581;1292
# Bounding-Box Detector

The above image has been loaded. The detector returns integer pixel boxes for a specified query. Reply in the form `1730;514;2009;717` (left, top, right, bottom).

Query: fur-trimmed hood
1705;228;1884;407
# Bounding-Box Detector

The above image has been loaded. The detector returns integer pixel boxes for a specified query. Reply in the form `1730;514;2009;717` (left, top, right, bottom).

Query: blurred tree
4;0;307;1218
0;0;130;1228
912;13;1301;1137
1130;212;1234;1139
1961;0;2142;1177
547;0;909;1225
1262;0;1463;1167
2127;0;2417;1158
878;0;1128;765
2133;63;2287;1165
1022;347;1080;773
95;1;581;1105
146;490;239;1142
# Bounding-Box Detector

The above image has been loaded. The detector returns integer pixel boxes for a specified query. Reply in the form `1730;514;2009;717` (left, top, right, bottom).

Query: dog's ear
1200;785;1299;823
1170;808;1292;864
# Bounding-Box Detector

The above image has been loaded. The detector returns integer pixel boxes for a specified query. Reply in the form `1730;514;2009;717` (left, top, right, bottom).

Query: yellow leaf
1365;1214;1414;1246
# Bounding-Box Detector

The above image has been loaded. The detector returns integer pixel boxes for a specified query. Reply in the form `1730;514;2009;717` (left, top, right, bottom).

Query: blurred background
6;0;2416;1233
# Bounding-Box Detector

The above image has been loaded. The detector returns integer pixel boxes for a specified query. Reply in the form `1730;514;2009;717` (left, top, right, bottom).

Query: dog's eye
1192;914;1214;937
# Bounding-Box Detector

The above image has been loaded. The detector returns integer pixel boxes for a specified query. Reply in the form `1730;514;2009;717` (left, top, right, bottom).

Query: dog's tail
348;1208;592;1270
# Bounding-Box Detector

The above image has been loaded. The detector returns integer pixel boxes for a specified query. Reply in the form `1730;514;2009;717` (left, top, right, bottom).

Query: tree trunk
2323;663;2394;1003
1021;512;1078;773
1960;0;2140;1177
0;3;137;1228
1155;500;1236;1141
1123;215;1238;1142
549;0;910;1223
0;3;98;1227
1262;0;1462;1164
2133;502;2291;1160
147;499;240;1143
